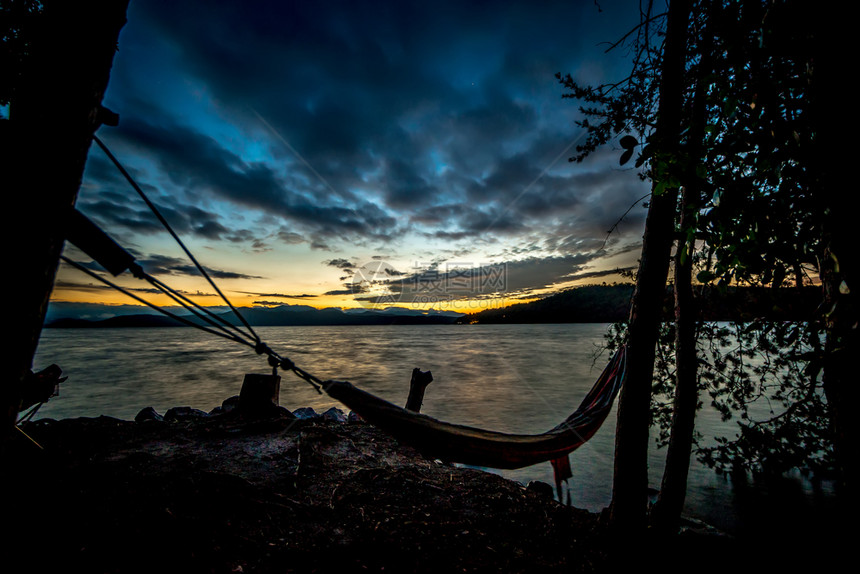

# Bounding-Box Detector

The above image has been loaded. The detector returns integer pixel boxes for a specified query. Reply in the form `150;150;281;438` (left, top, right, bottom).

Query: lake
31;323;836;535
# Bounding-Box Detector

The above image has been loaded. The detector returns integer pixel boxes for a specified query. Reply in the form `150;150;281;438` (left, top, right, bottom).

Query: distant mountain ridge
46;304;464;328
46;285;822;328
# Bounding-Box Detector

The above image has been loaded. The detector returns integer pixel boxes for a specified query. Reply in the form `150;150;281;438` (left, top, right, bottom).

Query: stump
239;374;281;416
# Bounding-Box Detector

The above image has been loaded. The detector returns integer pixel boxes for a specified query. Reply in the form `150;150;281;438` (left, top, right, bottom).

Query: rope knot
254;342;271;356
279;357;295;371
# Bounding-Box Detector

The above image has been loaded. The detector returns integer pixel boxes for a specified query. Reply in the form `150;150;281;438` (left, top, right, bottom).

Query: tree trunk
1;0;130;440
609;0;691;532
650;192;698;533
812;4;859;512
650;14;712;532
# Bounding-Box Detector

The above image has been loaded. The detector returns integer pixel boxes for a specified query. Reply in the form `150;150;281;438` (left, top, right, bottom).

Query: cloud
136;254;263;280
277;230;305;244
349;252;619;306
75;0;654;311
236;291;317;299
52;278;218;298
324;288;359;296
325;258;355;270
99;116;400;244
53;279;162;296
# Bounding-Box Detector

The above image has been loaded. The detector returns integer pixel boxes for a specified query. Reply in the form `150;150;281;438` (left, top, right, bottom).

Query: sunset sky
54;0;651;317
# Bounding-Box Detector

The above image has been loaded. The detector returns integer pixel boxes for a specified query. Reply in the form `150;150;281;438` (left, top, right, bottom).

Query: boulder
293;407;319;420
322;407;346;422
220;395;241;414
526;480;554;499
165;406;210;422
135;406;163;422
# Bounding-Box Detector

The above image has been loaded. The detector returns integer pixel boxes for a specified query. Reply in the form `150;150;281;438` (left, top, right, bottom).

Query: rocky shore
2;400;831;573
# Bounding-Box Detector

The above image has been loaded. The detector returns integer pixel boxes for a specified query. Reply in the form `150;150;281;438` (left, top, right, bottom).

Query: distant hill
461;284;821;324
47;314;188;328
46;305;463;328
224;305;462;326
462;285;634;324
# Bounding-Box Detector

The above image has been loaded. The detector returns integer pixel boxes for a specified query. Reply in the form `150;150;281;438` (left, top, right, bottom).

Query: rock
293;407;319;420
322;407;346;422
135;406;163;422
165;406;210;422
276;406;295;418
526;480;554;499
348;410;363;422
221;395;241;414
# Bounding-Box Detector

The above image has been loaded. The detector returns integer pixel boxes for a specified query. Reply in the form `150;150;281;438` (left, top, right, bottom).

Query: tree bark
609;0;691;532
1;0;130;440
650;13;712;532
810;4;859;513
650;192;698;533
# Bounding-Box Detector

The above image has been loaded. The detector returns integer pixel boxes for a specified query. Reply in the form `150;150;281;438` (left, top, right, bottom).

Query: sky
54;0;653;316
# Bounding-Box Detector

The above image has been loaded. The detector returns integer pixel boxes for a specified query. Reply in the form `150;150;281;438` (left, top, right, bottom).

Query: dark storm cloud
101;0;647;251
136;254;262;280
99;117;399;242
53;279;162;296
368;252;613;303
78;166;246;244
383;158;439;209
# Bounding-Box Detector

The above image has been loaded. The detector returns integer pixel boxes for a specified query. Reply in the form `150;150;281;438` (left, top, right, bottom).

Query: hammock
322;344;627;491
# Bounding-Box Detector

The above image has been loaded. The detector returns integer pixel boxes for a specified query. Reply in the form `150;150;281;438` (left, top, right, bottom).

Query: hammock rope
92;134;261;346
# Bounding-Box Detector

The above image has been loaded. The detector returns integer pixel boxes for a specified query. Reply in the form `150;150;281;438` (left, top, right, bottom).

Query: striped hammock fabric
323;345;627;490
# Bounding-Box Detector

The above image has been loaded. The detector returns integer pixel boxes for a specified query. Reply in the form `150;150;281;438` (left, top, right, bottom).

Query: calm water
32;323;835;534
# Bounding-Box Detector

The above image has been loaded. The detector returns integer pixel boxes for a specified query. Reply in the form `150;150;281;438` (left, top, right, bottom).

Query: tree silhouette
557;0;849;532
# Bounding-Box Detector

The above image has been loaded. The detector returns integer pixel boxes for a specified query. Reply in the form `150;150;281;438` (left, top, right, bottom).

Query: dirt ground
1;408;824;573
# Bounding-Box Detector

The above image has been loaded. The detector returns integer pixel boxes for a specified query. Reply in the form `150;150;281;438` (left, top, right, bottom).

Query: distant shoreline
45;313;464;329
45;284;822;328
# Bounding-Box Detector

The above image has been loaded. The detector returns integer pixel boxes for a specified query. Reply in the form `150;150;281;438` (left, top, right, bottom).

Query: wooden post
239;374;281;417
2;0;130;439
405;368;432;413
